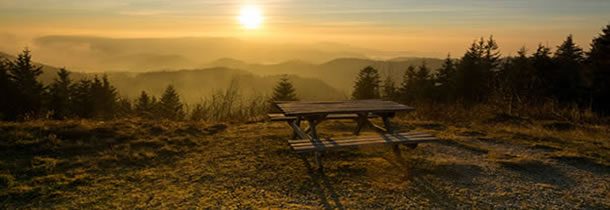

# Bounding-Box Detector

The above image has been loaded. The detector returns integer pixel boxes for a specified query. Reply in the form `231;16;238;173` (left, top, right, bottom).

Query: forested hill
2;51;443;102
207;57;444;92
1;52;345;103
105;68;345;103
0;51;85;83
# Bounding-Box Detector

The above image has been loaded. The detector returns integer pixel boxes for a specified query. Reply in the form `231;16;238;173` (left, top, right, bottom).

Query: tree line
1;24;608;120
351;24;610;115
0;49;186;121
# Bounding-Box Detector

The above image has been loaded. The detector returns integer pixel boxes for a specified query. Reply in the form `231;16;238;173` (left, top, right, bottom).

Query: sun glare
238;5;263;29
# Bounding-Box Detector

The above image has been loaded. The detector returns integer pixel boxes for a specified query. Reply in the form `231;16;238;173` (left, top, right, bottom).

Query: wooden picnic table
270;100;438;172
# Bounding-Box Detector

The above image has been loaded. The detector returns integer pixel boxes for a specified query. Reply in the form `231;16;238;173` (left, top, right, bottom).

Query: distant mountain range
1;52;345;103
28;36;374;72
2;48;444;103
206;57;444;92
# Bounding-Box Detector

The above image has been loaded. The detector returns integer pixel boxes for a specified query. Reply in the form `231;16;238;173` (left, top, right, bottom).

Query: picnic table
269;100;439;171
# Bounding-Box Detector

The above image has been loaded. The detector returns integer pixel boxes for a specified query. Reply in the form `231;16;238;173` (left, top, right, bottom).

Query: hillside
27;36;370;72
106;68;346;103
1;52;346;103
1;118;608;208
207;57;445;92
0;50;443;97
0;51;86;84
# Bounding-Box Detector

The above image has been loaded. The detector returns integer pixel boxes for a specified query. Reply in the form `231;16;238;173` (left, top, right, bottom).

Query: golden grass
0;118;608;208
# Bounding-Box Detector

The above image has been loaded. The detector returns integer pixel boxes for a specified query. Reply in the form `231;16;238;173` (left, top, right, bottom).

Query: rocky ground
0;118;608;209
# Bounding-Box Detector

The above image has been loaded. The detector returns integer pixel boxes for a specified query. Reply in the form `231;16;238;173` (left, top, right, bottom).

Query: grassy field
0;117;609;209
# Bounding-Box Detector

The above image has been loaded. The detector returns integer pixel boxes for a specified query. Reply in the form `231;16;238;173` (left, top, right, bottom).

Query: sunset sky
1;0;609;58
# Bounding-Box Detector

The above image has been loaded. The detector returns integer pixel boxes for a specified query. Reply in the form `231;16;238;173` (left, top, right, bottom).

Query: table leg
315;151;323;172
305;115;327;172
379;113;403;157
353;113;368;136
382;115;395;134
291;117;302;139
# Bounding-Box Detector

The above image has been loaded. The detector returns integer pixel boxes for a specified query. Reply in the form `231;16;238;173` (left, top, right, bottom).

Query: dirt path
2;120;609;209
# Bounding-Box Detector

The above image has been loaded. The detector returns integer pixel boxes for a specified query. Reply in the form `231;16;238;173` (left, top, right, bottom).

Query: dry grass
0;118;608;209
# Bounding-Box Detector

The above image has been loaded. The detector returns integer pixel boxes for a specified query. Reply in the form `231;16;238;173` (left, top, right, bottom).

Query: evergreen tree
115;97;133;118
48;68;73;119
158;85;185;120
0;58;15;120
401;63;434;102
270;76;298;101
455;36;501;103
588;24;610;113
496;48;536;113
400;65;417;102
99;75;118;119
9;48;44;119
531;44;555;99
381;76;399;101
135;91;155;119
71;79;95;118
553;35;585;104
414;62;434;101
435;54;457;101
352;66;381;99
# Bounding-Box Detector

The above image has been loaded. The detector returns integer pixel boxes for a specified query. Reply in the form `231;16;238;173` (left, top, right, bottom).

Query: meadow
1;110;608;209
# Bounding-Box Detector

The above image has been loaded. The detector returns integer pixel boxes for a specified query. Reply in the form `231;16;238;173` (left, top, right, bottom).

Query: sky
0;0;609;58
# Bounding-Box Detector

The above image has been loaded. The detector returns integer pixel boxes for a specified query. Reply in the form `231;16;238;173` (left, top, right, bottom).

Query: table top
275;100;414;116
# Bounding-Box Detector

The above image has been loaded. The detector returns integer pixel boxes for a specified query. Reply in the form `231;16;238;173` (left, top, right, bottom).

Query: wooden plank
291;136;438;148
290;132;436;146
287;132;434;144
289;132;439;152
289;120;312;141
275;100;414;116
288;133;435;145
268;113;379;121
292;138;437;152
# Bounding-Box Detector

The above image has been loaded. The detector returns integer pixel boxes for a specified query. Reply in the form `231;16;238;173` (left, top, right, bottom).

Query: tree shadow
498;159;575;187
550;155;610;175
382;153;479;208
437;139;489;155
299;155;345;210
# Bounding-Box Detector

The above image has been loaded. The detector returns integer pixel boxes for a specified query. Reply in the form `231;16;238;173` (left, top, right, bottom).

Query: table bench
272;100;439;171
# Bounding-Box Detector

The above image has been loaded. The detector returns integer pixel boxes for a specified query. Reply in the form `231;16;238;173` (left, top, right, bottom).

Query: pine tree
455;36;501;103
270;76;298;101
381;76;398;101
135;91;155;119
48;68;72;119
588;24;610;113
531;44;555;99
0;58;15;120
553;35;585;104
158;85;185;120
435;54;457;102
401;62;434;102
115;97;133;118
497;48;536;113
400;65;417;102
352;66;381;99
9;48;44;119
71;79;95;118
99;75;118;119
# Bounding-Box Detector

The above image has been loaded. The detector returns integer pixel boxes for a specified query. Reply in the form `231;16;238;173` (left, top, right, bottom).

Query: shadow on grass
437;140;489;155
382;153;477;208
299;155;345;210
498;159;574;187
550;155;610;175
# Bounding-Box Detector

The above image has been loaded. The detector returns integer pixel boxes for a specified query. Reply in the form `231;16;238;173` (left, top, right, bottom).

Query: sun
238;5;263;29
